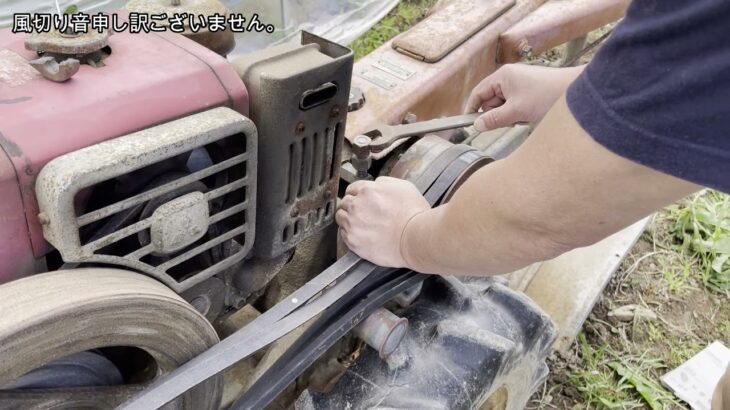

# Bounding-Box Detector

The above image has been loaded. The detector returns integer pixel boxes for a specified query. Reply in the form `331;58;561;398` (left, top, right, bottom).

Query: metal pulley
126;0;235;56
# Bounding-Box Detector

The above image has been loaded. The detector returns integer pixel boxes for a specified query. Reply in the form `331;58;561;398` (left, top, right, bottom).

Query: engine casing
0;26;248;283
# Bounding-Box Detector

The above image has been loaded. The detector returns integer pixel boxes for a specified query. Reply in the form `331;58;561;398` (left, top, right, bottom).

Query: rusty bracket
364;112;481;153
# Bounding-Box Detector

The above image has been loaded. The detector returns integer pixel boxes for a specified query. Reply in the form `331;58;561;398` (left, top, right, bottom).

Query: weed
569;334;682;409
349;0;438;60
666;339;703;368
569;334;644;409
668;190;730;294
658;253;696;293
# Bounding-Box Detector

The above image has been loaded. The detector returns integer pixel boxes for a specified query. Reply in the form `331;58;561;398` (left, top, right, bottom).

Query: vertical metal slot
329;124;342;181
301;135;313;196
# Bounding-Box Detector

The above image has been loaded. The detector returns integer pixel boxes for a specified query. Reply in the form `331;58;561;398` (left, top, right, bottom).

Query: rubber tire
0;268;222;409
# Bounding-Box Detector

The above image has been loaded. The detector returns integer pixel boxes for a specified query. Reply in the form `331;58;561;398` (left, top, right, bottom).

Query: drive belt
232;270;425;409
230;148;487;409
118;146;489;410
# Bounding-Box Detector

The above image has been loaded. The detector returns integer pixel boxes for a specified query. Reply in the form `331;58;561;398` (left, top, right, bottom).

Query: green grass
569;334;682;409
668;190;730;294
349;0;438;60
658;253;696;293
665;338;703;369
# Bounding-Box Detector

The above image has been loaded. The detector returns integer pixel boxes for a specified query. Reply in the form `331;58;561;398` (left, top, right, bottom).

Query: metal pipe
354;308;408;359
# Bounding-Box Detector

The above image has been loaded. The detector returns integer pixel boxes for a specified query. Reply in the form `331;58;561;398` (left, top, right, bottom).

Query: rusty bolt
323;189;333;200
290;208;299;218
38;212;50;225
295;122;305;135
351;135;371;157
330;106;341;118
351;135;372;178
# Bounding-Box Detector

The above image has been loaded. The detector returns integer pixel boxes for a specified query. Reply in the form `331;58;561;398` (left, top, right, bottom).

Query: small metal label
358;69;397;90
372;58;416;80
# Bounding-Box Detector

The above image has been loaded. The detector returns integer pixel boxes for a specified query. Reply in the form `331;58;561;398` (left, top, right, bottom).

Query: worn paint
0;20;249;262
0;132;23;158
345;0;549;160
498;0;629;63
0;96;31;104
0;49;40;87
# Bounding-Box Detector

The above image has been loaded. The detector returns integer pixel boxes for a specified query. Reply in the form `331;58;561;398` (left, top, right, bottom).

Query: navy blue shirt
567;0;730;193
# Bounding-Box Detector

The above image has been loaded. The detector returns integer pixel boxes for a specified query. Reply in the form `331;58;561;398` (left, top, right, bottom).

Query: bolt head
330;106;341;118
353;135;371;149
295;122;305;134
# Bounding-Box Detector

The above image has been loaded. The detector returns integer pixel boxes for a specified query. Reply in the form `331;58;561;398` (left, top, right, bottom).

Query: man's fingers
464;79;504;113
474;104;519;131
339;230;355;252
481;95;504;110
338;194;356;212
335;208;349;230
345;180;369;196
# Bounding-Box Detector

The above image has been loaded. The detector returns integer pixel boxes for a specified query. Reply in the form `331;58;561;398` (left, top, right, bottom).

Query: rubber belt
232;271;425;409
230;149;487;409
118;146;487;410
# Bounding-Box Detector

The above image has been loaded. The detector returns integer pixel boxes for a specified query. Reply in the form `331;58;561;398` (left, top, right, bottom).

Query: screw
330;106;341;118
38;212;50;225
295;122;305;135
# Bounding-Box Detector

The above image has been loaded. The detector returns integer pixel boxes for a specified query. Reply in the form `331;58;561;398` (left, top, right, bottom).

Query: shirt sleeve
566;0;730;193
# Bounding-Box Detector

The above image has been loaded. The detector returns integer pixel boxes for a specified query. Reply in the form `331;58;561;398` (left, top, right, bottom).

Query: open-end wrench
364;112;481;153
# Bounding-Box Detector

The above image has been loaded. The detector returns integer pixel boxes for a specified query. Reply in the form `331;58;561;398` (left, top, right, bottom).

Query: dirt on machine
0;0;630;408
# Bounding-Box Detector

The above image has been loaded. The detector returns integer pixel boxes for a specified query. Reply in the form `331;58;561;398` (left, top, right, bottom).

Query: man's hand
465;64;584;131
336;177;430;268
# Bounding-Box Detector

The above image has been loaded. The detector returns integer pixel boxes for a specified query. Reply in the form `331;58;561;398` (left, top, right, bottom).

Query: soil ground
527;193;730;409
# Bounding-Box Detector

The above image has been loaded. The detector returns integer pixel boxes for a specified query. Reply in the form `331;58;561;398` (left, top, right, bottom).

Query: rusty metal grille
235;32;352;259
281;199;336;244
285;127;337;205
77;143;251;286
280;124;340;248
35;108;257;293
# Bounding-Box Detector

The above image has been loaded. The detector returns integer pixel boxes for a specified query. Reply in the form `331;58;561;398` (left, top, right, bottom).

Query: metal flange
25;29;111;56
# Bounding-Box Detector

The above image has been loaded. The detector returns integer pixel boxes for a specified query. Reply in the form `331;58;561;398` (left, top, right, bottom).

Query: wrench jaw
366;130;394;154
363;112;483;154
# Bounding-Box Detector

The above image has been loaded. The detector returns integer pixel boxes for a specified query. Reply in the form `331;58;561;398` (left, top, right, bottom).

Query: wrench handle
368;112;482;152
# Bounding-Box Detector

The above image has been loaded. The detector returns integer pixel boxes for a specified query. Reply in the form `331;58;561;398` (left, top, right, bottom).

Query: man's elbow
529;219;623;261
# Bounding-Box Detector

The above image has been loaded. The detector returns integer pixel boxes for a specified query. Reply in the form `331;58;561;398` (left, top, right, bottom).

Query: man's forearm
401;95;700;276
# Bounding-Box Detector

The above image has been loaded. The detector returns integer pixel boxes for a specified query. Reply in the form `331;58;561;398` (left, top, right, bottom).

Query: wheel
0;268;222;409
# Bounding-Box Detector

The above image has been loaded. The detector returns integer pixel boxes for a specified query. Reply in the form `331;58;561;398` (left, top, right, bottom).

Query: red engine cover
0;23;249;283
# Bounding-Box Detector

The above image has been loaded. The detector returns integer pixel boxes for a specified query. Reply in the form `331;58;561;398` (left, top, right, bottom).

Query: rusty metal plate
24;29;111;55
498;0;629;63
392;0;515;63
